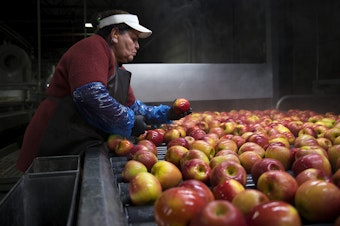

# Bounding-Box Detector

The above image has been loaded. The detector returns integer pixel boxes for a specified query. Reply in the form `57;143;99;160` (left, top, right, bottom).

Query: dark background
0;0;339;99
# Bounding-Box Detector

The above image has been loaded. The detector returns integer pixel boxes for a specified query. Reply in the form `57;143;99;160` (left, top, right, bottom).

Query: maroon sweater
17;34;135;171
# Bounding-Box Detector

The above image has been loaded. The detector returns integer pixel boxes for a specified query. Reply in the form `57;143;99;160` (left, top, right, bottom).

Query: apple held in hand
232;189;270;217
246;201;302;226
122;160;148;182
181;158;211;184
173;98;191;115
189;200;247;226
257;170;298;204
129;171;162;206
295;179;340;222
154;186;207;226
151;160;182;190
178;179;215;203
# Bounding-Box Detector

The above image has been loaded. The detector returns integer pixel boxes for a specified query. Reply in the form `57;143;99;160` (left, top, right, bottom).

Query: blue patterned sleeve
129;99;172;125
72;82;135;137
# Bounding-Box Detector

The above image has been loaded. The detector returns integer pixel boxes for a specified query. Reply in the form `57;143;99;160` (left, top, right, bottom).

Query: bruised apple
154;187;207;226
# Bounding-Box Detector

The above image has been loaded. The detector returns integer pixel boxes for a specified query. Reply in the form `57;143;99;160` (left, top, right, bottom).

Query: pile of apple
107;108;340;226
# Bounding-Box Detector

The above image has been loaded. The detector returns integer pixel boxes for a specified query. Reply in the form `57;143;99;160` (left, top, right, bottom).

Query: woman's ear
111;28;119;43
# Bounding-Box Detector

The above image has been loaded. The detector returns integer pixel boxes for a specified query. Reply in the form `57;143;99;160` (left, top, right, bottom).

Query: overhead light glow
85;23;93;28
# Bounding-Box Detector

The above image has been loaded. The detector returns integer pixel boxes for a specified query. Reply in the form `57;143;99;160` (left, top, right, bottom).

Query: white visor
98;14;152;38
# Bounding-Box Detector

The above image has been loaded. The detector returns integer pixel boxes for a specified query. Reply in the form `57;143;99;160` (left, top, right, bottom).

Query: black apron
36;67;132;157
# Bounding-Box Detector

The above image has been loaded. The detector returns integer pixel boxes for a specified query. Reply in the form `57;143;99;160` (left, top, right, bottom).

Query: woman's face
113;30;140;63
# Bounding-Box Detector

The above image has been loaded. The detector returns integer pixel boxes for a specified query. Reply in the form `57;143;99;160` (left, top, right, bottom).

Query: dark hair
92;10;133;38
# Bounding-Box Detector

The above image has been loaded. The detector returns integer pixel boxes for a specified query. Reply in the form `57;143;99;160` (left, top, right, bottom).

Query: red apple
145;129;164;146
154;187;207;226
209;154;240;169
294;179;340;222
250;158;285;185
215;139;238;153
180;149;210;168
238;151;262;173
164;145;189;168
184;135;195;148
332;169;340;188
212;179;245;201
178;179;215;203
208;127;225;138
189;200;247;226
151;160;182;190
293;145;328;160
328;144;340;172
247;134;270;149
268;136;291;149
246;201;302;226
230;135;246;148
126;144;150;160
106;134;123;152
238;142;265;158
129;171;162;205
190;140;215;159
132;149;158;172
214;149;238;157
324;127;340;144
220;121;237;134
114;138;134;156
210;161;247;187
189;128;207;140
291;153;332;177
163;128;181;143
265;143;293;170
294;134;319;147
122;160;148;182
295;168;332;186
173;98;191;114
181;158;211;184
166;137;190;149
137;139;158;156
232;188;270;217
316;137;332;151
257;170;298;203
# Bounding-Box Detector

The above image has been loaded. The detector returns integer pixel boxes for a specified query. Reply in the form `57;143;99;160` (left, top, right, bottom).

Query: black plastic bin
0;155;80;226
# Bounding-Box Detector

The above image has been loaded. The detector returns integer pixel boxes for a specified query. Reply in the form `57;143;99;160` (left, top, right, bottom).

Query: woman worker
16;9;191;172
